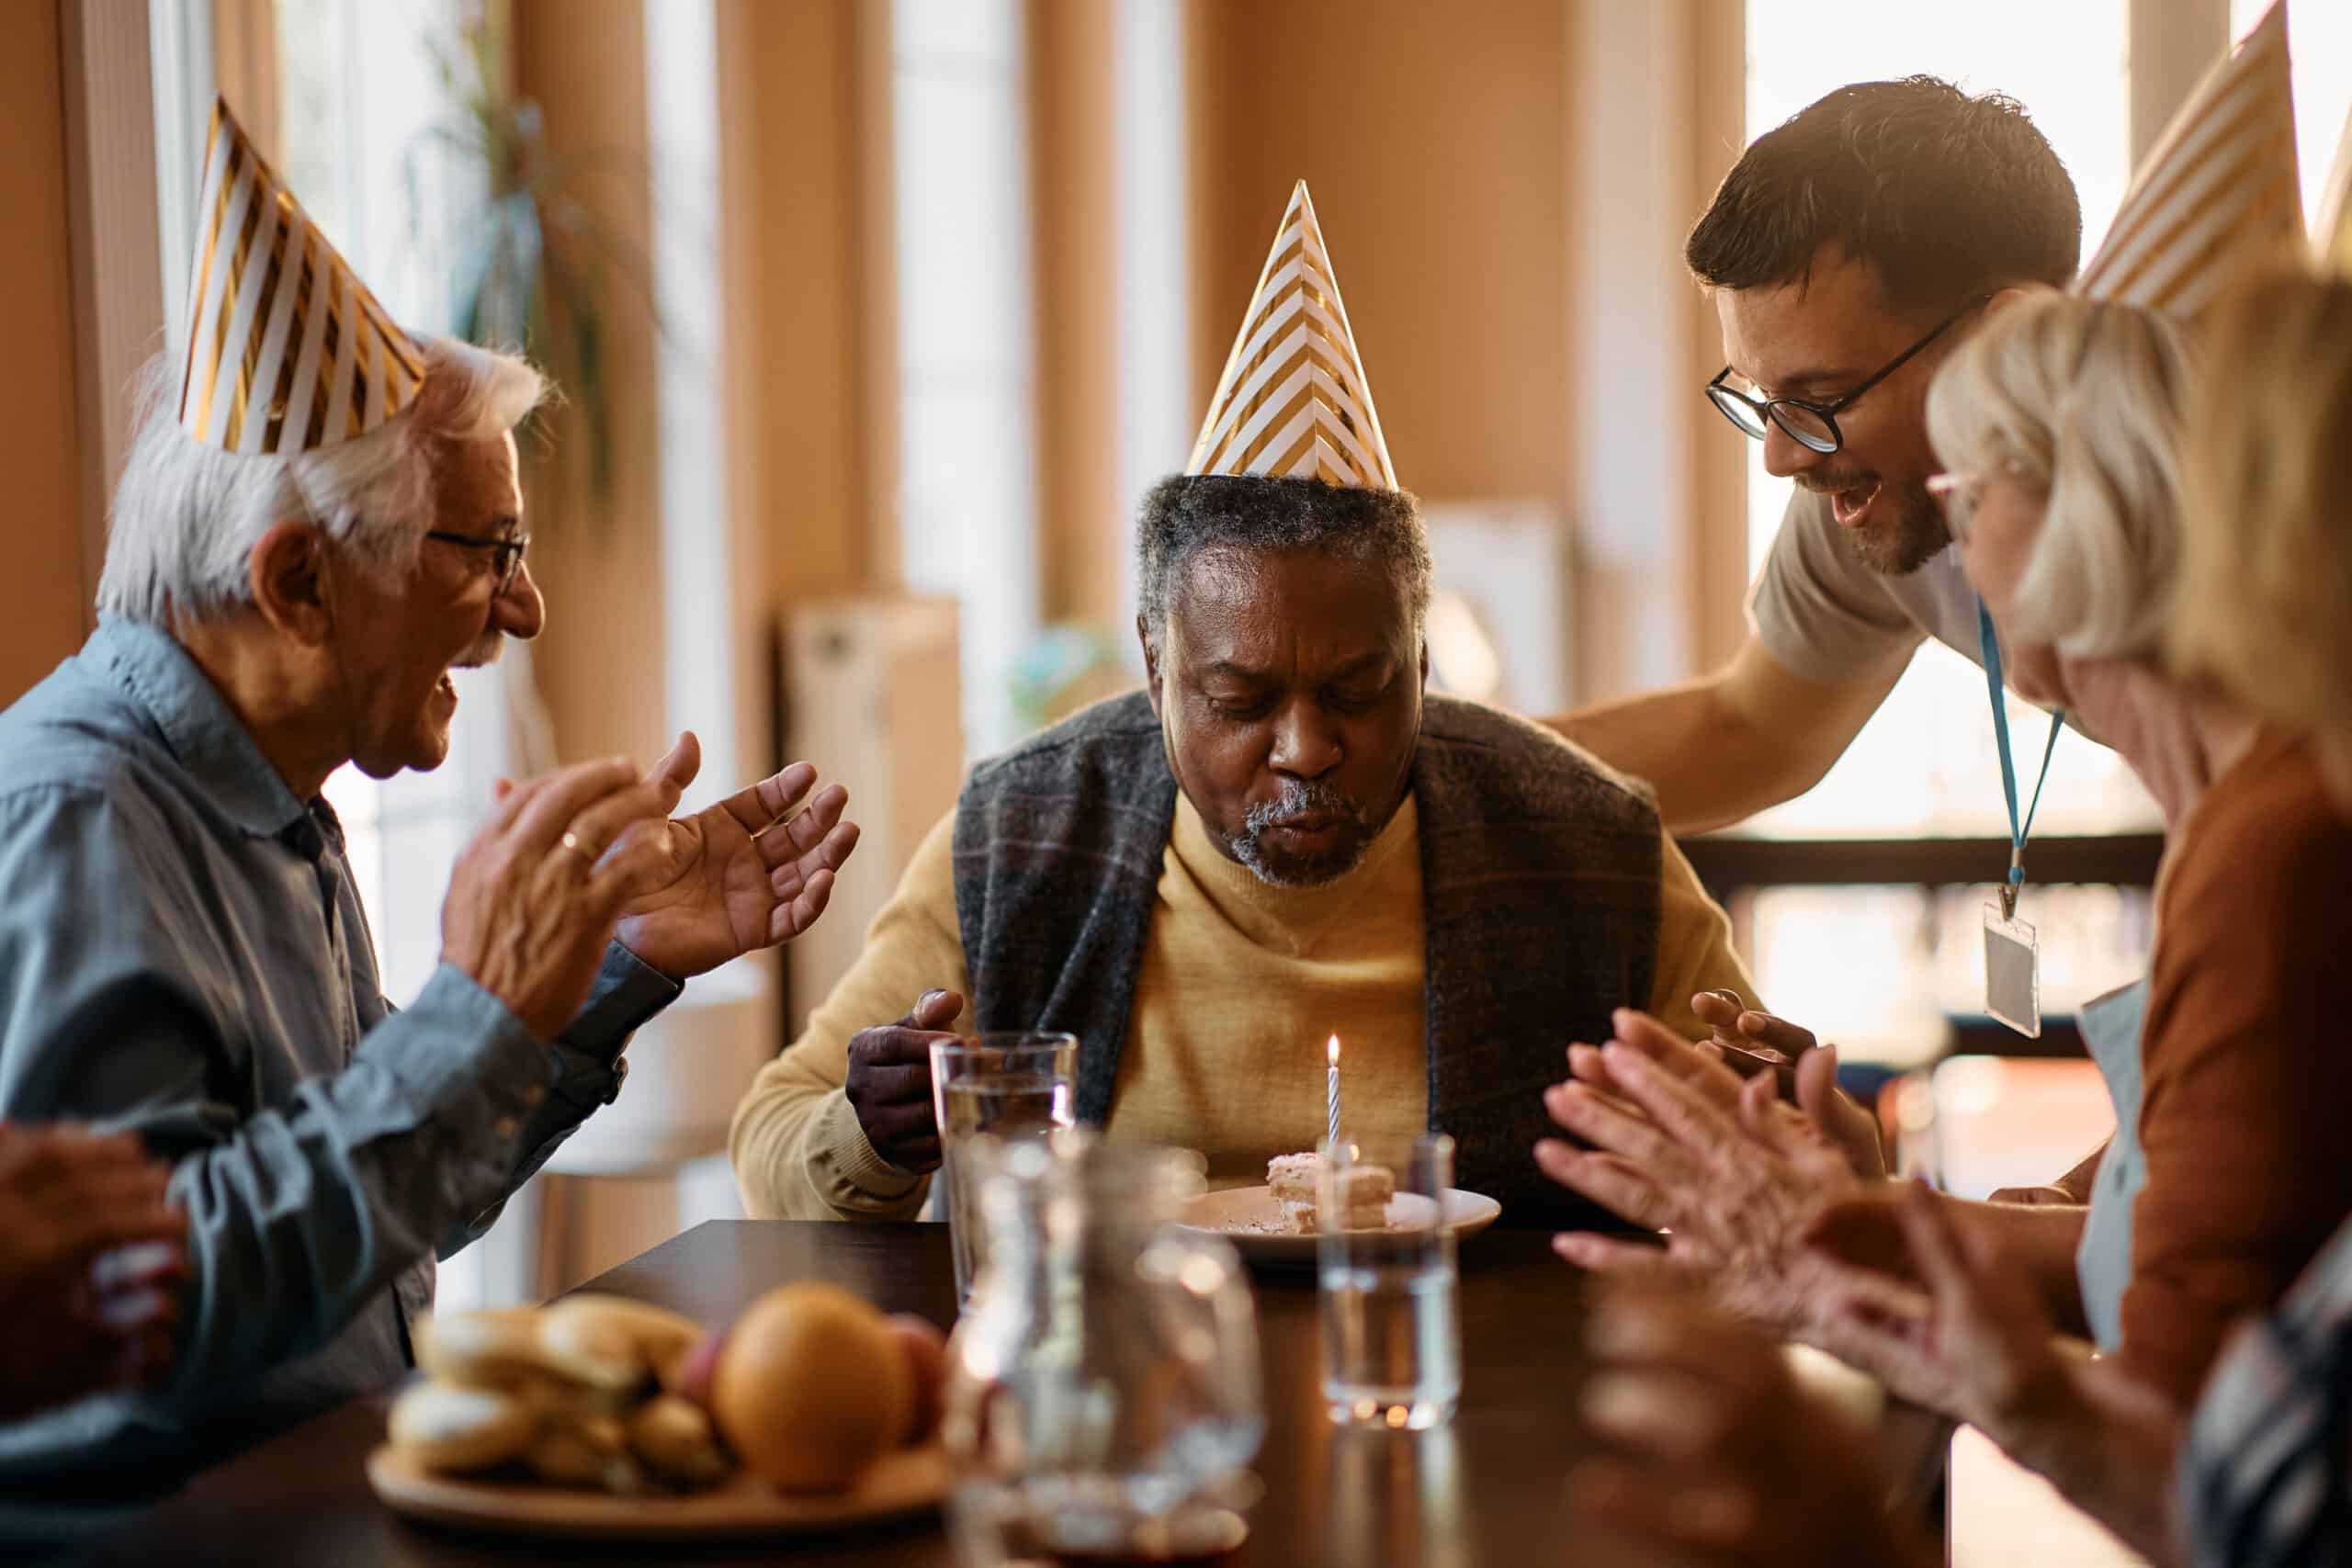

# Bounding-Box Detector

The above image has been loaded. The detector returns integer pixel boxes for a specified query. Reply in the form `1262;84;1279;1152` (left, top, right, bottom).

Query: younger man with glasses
1549;77;2081;833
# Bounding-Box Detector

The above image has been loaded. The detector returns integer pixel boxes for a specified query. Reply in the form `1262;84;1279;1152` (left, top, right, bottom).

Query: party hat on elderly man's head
2074;0;2302;321
1186;181;1396;490
175;96;425;456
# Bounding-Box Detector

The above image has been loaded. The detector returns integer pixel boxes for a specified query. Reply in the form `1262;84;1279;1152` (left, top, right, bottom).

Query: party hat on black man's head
176;96;425;455
1186;181;1396;490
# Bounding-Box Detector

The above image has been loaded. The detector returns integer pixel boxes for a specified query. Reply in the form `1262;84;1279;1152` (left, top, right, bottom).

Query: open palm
614;733;861;981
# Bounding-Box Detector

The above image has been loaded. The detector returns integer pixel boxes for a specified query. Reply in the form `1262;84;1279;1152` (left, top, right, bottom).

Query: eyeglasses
1924;470;1985;536
1926;461;2036;538
424;529;530;592
1705;296;1990;456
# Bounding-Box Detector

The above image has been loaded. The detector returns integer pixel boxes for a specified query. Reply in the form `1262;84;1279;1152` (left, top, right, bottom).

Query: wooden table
78;1221;1949;1567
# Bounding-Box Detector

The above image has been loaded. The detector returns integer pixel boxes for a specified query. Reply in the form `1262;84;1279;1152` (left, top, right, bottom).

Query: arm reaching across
1549;637;1905;835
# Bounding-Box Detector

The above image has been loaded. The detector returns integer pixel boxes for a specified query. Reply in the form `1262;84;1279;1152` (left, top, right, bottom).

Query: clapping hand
1800;1181;2183;1559
609;732;863;982
1536;1010;1864;1337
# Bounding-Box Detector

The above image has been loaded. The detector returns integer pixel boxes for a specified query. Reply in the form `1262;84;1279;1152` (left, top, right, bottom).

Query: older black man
732;183;1751;1228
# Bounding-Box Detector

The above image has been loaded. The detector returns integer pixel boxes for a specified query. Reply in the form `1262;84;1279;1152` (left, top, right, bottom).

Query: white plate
1177;1185;1503;1264
367;1440;949;1541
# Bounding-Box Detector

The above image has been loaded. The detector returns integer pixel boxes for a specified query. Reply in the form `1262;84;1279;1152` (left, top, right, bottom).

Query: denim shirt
0;618;676;1523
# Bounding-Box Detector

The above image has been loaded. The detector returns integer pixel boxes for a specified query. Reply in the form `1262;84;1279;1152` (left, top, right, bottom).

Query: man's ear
1136;613;1164;724
1419;637;1430;688
1984;285;2036;317
248;521;334;646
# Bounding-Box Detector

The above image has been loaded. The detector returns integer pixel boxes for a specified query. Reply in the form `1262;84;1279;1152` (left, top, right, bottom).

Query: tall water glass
1317;1134;1462;1430
930;1032;1078;1304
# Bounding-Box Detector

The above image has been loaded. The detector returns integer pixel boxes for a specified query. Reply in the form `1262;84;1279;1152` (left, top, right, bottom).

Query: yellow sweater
729;792;1756;1220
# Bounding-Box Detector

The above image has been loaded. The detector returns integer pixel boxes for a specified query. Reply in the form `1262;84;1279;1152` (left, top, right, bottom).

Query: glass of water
930;1032;1078;1304
1317;1133;1462;1430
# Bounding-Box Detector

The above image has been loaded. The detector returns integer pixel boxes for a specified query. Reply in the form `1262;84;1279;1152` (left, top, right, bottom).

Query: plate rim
1174;1184;1503;1256
365;1438;950;1540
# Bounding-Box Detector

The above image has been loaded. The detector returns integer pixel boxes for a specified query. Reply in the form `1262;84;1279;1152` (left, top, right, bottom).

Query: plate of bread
1177;1152;1502;1264
368;1283;952;1540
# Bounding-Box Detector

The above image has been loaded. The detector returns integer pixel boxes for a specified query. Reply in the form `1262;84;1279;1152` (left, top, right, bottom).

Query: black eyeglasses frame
424;528;530;592
1704;295;1991;456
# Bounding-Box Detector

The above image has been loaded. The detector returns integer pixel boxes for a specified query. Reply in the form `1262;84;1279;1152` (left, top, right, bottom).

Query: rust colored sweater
2125;730;2352;1404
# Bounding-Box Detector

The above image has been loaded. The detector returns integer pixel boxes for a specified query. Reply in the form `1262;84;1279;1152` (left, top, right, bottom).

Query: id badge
1984;904;2041;1038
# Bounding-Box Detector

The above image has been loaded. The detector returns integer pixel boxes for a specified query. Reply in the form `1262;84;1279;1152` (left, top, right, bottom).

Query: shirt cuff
815;1090;925;1201
371;963;550;1116
557;942;684;1069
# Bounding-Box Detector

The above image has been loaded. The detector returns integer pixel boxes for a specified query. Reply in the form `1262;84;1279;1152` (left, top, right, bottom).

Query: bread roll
388;1382;537;1473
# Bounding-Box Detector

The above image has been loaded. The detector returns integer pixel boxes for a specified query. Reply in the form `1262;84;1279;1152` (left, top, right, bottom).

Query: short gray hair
1136;473;1432;648
1924;289;2194;661
98;335;547;625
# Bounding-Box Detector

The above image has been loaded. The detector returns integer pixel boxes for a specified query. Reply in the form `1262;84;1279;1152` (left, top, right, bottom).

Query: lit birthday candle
1326;1034;1341;1149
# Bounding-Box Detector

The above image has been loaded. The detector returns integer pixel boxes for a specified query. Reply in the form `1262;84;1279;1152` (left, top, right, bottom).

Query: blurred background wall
6;0;2347;1297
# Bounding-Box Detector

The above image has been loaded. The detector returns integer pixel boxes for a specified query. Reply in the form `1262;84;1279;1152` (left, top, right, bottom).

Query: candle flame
1327;1033;1340;1066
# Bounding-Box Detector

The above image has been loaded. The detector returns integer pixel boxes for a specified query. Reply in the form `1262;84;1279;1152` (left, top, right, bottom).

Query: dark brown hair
1688;76;2081;313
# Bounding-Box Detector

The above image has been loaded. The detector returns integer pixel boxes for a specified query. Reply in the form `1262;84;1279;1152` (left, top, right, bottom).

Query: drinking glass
930;1032;1078;1304
944;1133;1264;1565
1317;1134;1462;1430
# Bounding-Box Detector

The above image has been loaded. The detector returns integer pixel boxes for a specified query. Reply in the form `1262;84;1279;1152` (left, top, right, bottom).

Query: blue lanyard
1979;599;2065;920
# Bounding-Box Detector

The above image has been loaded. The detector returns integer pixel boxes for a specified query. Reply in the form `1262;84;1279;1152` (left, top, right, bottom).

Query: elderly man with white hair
1539;288;2352;1433
0;104;857;1531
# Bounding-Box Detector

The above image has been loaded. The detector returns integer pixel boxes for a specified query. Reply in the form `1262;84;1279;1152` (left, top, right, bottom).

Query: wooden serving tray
366;1439;951;1541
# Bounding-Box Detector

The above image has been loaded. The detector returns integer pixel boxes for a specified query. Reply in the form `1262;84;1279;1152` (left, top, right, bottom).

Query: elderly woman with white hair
0;155;860;1530
1548;278;2352;1568
1538;288;2352;1435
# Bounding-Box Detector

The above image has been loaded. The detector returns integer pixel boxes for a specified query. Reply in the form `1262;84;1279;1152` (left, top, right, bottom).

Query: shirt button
494;1116;518;1141
522;1084;548;1109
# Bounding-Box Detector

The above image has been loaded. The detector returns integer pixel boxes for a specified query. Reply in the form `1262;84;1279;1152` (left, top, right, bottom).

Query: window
1734;3;2156;1045
276;0;525;1012
892;0;1044;758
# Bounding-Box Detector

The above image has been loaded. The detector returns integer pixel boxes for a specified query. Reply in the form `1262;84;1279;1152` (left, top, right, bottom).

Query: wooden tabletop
78;1220;1951;1567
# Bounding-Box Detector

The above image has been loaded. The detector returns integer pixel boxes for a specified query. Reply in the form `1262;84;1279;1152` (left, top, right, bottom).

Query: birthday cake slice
1266;1153;1394;1235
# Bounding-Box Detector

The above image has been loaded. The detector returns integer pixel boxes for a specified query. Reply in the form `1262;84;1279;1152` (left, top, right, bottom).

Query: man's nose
1759;423;1825;480
492;561;546;640
1269;698;1341;779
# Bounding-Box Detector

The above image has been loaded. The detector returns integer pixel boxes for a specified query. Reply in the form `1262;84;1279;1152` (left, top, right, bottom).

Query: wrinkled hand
1690;991;1885;1178
0;1123;187;1420
445;758;675;1039
1813;1182;2185;1558
844;990;964;1174
1568;1281;1936;1568
1537;1010;1869;1337
610;733;861;982
1807;1180;2086;1446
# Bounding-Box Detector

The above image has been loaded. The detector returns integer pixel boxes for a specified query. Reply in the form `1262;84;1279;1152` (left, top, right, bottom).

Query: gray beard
1228;777;1372;888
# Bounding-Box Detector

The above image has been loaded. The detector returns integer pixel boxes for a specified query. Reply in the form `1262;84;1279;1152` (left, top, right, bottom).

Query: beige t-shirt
729;792;1758;1222
1748;488;1984;686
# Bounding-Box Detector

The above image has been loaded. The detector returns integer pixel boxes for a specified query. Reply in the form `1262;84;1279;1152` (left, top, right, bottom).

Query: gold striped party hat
1186;181;1396;490
2075;0;2302;320
176;97;425;455
2315;105;2352;276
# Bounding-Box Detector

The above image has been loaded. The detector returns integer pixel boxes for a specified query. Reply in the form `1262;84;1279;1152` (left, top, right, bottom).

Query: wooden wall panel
0;1;87;705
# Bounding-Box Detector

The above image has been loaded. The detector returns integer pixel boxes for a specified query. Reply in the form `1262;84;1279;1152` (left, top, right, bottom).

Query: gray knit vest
950;690;1660;1230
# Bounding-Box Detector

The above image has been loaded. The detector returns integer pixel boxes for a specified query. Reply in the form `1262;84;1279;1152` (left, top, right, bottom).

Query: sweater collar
1169;788;1420;952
